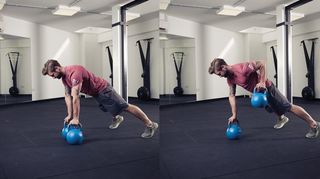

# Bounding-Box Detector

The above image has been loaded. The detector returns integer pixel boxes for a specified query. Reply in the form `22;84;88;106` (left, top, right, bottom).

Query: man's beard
224;70;232;78
55;73;63;79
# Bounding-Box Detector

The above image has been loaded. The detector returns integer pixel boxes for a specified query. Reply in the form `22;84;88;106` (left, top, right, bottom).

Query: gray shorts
266;83;292;115
93;85;129;117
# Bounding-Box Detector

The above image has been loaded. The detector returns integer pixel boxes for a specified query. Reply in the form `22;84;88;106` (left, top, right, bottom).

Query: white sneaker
274;115;289;129
109;115;124;129
305;122;320;139
141;122;159;138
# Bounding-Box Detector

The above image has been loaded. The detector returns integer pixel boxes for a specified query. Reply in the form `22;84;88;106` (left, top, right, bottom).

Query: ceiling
165;0;320;32
0;0;159;33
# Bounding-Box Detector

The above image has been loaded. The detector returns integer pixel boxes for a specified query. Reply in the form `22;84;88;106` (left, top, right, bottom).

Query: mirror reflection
160;34;196;105
0;34;31;105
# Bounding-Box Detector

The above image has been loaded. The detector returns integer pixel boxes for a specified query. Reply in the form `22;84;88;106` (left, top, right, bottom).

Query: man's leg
125;104;158;138
290;104;319;138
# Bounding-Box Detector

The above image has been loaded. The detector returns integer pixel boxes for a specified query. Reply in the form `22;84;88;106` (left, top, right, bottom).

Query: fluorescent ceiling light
75;27;111;34
52;5;81;16
160;0;170;10
216;5;245;16
0;0;6;10
239;26;275;34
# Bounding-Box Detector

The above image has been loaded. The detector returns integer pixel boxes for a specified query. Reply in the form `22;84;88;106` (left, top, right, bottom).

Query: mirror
160;34;196;105
0;34;32;105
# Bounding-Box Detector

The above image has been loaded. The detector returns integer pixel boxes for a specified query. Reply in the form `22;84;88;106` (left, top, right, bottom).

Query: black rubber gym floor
160;97;320;179
0;98;159;179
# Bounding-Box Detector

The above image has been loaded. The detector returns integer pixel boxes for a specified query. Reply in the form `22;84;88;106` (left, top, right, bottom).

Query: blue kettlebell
61;122;69;140
66;124;84;145
226;121;242;140
251;87;268;108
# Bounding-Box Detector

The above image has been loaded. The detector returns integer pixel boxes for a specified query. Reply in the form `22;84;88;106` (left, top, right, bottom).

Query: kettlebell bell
226;121;242;140
251;87;268;108
61;122;69;140
66;124;84;145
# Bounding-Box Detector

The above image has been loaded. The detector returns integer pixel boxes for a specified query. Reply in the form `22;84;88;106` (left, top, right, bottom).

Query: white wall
127;31;160;99
80;34;103;79
165;15;247;100
101;41;113;84
161;38;196;95
99;19;160;99
264;18;320;98
2;15;80;101
0;39;31;94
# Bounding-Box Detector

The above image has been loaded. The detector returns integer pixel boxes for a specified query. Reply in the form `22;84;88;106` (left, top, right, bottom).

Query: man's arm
64;86;72;122
254;61;266;87
70;82;82;124
228;84;237;123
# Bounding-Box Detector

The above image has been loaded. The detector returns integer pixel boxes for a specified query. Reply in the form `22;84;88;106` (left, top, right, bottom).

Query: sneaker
141;122;159;138
109;115;124;129
305;122;320;139
274;115;289;129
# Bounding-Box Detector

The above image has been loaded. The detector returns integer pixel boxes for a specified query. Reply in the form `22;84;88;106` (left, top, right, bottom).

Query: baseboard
293;97;320;101
160;95;249;108
160;94;196;97
128;97;159;102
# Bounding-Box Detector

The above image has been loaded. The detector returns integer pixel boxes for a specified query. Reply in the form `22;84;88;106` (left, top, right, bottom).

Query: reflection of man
42;59;158;138
208;58;319;138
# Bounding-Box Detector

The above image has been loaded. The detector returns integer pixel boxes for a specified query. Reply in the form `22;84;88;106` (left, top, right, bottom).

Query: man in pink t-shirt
208;58;320;139
42;59;158;138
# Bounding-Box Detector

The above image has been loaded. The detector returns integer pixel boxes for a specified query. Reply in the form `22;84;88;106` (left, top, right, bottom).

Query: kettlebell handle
253;87;267;94
228;120;240;128
67;123;83;129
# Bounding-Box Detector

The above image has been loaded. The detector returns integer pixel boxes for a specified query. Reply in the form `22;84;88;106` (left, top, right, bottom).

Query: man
208;58;319;139
42;59;158;138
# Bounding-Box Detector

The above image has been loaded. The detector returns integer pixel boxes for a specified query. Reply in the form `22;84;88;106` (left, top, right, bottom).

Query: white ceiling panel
1;0;158;32
165;0;320;32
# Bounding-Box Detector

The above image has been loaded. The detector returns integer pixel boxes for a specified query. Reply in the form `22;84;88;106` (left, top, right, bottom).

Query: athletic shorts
266;83;292;115
93;85;129;117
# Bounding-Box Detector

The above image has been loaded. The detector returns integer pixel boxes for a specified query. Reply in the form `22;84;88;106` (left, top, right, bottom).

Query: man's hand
255;82;266;91
228;115;237;124
64;116;72;124
68;118;80;125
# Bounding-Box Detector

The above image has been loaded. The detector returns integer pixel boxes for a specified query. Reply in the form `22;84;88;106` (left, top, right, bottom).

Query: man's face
48;68;63;79
214;65;227;78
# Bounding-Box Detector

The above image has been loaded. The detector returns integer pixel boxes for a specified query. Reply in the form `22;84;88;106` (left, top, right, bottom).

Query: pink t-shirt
62;65;107;96
227;62;272;92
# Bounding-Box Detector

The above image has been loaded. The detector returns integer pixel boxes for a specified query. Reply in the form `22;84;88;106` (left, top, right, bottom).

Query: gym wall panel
264;18;320;99
98;18;160;99
127;31;160;99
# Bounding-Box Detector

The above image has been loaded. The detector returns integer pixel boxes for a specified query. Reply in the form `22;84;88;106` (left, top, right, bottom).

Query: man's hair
42;59;61;76
208;58;227;74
